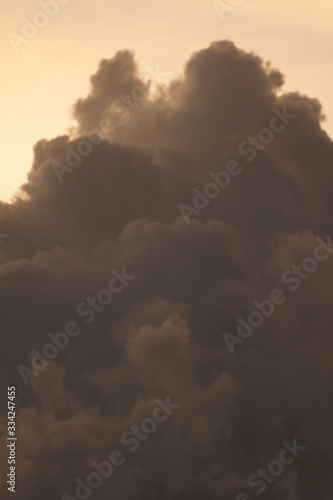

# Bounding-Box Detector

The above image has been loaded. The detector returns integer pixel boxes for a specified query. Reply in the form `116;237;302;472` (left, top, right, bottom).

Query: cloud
1;40;333;500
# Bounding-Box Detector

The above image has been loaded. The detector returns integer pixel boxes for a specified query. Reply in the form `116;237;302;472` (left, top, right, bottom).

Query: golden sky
1;0;332;202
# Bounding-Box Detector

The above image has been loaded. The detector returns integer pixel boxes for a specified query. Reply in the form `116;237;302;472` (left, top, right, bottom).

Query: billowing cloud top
1;41;333;500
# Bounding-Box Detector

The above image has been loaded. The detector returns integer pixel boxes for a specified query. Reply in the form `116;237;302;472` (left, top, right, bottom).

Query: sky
1;2;333;500
0;0;333;202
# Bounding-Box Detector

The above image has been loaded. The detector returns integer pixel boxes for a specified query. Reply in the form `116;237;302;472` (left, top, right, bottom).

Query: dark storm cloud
1;40;333;500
